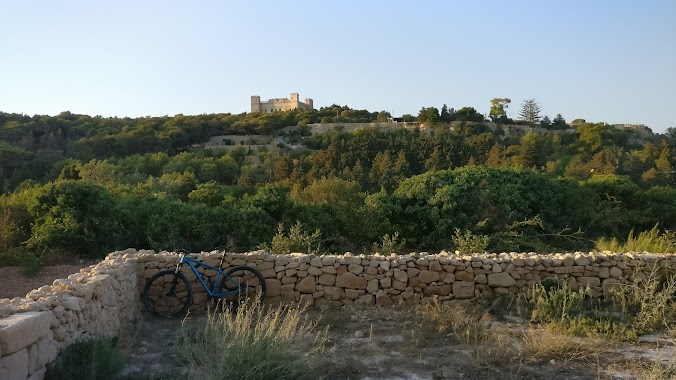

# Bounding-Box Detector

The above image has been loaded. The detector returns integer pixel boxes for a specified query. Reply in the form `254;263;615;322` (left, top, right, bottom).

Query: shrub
260;222;321;255
373;231;405;254
452;228;489;254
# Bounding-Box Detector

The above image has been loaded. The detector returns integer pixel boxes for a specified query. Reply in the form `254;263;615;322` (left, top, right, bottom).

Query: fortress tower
250;93;314;113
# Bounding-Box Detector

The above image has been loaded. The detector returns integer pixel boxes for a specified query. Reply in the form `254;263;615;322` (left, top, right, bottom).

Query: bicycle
143;249;267;317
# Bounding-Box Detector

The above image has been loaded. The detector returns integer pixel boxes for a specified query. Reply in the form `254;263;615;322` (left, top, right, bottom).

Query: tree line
1;105;676;259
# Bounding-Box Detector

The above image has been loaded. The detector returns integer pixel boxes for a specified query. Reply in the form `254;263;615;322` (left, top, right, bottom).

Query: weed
452;228;489;254
528;280;585;323
418;298;491;345
373;231;405;254
46;337;126;380
176;301;326;380
515;327;605;364
596;224;676;253
260;222;322;255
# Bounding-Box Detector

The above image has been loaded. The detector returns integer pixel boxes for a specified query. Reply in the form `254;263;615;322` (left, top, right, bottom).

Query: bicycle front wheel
143;270;193;317
217;266;267;311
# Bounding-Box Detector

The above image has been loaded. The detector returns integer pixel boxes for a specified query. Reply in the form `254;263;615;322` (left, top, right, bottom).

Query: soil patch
0;263;93;299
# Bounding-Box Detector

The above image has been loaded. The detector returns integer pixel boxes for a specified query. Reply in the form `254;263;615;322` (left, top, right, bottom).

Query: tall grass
596;225;676;253
418;298;491;344
523;269;676;340
176;302;325;380
45;337;126;380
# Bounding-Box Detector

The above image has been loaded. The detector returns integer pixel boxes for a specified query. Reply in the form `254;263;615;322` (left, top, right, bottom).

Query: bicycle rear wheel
143;270;193;317
217;266;267;312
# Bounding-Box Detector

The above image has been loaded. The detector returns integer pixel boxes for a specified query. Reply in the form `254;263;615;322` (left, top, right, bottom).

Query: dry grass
515;327;609;364
418;298;492;345
608;359;676;380
176;302;326;380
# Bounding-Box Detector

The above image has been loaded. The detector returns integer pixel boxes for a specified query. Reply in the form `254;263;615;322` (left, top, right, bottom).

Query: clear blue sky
1;1;675;132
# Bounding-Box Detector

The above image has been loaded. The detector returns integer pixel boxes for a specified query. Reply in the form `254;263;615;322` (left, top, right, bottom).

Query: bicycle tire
217;266;267;311
143;270;193;317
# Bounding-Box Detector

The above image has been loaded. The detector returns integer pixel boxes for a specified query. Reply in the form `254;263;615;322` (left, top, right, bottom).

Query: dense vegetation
1;104;675;262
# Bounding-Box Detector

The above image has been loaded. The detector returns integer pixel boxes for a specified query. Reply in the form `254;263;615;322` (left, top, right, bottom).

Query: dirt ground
120;306;675;380
0;263;92;299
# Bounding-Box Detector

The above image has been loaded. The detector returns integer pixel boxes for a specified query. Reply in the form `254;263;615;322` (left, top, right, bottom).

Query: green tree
417;107;439;125
489;98;511;122
518;99;542;125
27;181;124;257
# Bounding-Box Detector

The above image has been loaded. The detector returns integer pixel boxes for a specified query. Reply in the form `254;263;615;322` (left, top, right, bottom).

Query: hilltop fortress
251;92;313;113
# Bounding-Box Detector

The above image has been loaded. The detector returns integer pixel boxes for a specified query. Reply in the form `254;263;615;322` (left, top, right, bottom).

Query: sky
1;1;675;132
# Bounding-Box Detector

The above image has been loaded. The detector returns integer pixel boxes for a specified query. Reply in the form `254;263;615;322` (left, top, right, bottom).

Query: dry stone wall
2;249;675;380
0;250;139;380
137;250;676;309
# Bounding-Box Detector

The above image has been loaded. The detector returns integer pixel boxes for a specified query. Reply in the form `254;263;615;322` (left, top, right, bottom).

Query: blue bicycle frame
176;254;242;298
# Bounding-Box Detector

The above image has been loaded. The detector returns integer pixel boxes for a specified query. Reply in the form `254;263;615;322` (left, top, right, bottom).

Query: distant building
613;123;648;131
251;93;314;113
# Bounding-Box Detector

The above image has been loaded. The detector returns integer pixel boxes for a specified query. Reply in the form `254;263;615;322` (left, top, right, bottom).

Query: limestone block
307;266;323;276
366;279;379;294
379;277;391;289
423;285;451;297
348;264;364;275
296;276;316;294
27;366;45;380
428;260;442;271
474;274;487;284
487;273;516;287
393;270;408;283
598;267;609;279
323;287;343;301
318;273;336;286
36;336;55;369
609;267;623;279
379;261;391;271
440;273;454;284
259;269;276;279
266;279;282;297
574;256;591;266
335;273;367;289
455;271;474;282
577;277;601;288
375;291;393;306
392;280;407;291
0;312;51;355
321;257;336;266
452;281;475;299
28;343;37;375
0;348;28;380
419;270;440;284
345;289;359;300
62;297;81;312
407;267;420;277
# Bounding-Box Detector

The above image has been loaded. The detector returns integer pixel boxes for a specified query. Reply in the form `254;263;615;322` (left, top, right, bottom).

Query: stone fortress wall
2;249;675;379
251;93;313;113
